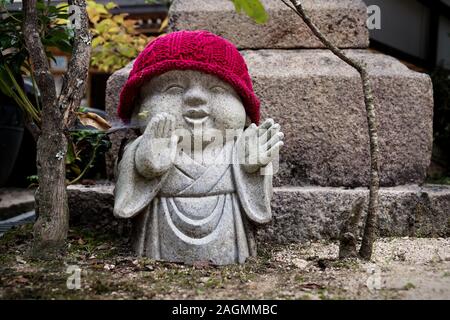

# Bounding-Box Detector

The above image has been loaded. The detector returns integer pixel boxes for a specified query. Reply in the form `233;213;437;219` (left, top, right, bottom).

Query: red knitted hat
117;30;260;124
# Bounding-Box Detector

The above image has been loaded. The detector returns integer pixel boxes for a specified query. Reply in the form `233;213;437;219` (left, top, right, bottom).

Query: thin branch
59;0;92;130
280;0;296;12
286;0;381;260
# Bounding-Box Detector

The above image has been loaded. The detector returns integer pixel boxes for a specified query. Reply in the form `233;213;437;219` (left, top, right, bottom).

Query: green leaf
231;0;243;13
231;0;268;24
66;141;76;165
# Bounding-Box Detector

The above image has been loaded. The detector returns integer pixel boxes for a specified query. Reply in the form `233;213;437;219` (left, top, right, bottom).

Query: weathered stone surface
169;0;369;49
0;188;35;220
105;61;133;125
67;184;450;244
104;61;136;180
105;50;433;187
245;49;433;187
68;184;131;237
262;185;450;244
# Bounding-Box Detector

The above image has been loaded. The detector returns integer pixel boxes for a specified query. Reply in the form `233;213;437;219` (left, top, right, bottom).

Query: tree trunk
33;132;69;250
23;0;67;254
284;0;381;260
23;0;91;256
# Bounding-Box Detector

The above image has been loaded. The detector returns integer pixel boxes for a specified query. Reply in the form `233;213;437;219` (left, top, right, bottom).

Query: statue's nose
183;86;208;107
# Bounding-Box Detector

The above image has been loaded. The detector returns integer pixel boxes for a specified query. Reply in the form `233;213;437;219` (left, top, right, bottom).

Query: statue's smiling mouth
183;109;209;124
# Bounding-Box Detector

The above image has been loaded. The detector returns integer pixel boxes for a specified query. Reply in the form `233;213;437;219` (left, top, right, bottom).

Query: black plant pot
0;103;24;187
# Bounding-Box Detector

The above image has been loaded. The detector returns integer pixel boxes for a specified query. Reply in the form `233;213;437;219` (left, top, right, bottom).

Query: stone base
67;184;450;244
169;0;369;49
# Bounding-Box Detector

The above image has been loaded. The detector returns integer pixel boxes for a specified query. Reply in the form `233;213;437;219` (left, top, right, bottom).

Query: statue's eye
210;85;227;93
164;84;184;93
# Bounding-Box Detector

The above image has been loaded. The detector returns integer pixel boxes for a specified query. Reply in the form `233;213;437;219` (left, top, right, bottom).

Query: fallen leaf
78;112;111;131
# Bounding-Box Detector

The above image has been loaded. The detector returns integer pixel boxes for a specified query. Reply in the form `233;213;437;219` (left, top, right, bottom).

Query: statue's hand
240;118;284;174
135;112;178;178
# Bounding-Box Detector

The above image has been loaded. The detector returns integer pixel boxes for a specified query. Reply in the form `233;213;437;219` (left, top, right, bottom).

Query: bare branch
59;0;92;129
285;0;381;260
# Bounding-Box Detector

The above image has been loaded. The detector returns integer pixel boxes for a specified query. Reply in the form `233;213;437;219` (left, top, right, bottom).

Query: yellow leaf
91;36;104;48
109;26;120;34
112;14;126;24
159;16;169;32
105;2;118;10
90;14;100;24
96;19;113;33
118;45;136;58
78;112;111;131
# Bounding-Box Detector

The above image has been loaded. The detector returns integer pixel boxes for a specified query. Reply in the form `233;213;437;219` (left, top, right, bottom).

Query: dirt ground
0;225;449;300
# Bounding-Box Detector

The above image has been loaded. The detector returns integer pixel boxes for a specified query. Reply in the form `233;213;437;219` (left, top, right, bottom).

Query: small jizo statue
114;31;284;265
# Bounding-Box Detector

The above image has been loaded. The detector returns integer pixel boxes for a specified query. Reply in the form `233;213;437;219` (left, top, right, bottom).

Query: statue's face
136;70;246;136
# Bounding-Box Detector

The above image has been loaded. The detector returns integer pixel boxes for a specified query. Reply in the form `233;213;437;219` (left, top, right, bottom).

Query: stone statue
113;31;284;265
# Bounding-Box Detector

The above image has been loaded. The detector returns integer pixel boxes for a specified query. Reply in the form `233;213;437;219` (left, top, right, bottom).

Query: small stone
104;264;115;270
292;258;308;270
15;256;26;264
199;277;209;283
144;265;154;271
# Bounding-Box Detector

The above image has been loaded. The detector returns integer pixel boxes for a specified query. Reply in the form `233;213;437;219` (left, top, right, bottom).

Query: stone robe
114;134;273;265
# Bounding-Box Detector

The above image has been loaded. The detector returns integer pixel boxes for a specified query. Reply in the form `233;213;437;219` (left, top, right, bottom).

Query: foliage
430;68;450;176
88;1;151;73
0;0;73;123
231;0;268;24
66;128;111;184
0;1;72;74
0;1;113;184
0;0;11;9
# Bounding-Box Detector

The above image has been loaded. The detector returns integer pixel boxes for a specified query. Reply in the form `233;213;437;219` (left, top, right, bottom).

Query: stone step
105;50;433;187
265;184;450;244
0;211;36;237
168;0;369;49
67;184;450;244
0;188;35;220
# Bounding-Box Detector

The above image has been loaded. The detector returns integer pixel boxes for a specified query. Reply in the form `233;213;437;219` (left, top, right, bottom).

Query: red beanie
117;30;260;124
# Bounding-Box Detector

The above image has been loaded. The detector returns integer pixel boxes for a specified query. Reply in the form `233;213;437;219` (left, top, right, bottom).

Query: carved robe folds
114;135;273;265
